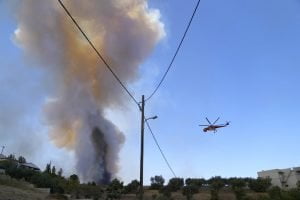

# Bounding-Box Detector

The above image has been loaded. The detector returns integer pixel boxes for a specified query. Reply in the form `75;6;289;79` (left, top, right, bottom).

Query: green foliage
45;163;51;174
229;178;246;189
0;160;17;170
69;174;80;184
30;172;64;193
75;184;103;199
167;177;184;192
8;154;16;161
208;176;225;200
124;179;139;194
234;188;247;200
58;168;63;177
51;166;56;175
182;185;199;200
228;178;247;200
209;176;225;191
150;175;165;190
185;178;205;188
210;189;219;200
159;186;172;199
248;177;271;192
0;174;32;190
18;156;26;163
268;186;282;200
106;178;124;200
0;159;104;198
282;188;300;200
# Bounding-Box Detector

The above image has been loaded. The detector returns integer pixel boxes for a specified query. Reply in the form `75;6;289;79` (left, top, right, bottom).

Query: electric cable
145;119;177;177
58;0;140;107
145;0;201;102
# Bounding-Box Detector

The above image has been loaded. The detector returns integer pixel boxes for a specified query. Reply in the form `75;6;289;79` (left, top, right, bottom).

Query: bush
182;185;199;200
229;178;247;200
150;175;165;190
248;178;271;192
159;186;172;199
208;177;225;200
167;178;184;192
283;188;300;200
233;188;247;200
124;179;139;194
185;178;205;188
267;186;282;200
106;178;124;200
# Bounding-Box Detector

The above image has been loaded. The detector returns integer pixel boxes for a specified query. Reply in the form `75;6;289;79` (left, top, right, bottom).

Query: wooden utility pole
139;95;145;200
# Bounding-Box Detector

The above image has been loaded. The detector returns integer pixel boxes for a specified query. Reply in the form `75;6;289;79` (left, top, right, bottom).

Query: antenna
1;146;5;154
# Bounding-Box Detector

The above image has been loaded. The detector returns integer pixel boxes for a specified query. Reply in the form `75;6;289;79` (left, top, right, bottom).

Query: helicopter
199;117;230;133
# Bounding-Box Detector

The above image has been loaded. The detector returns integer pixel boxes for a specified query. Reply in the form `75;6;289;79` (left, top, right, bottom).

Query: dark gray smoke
91;127;111;184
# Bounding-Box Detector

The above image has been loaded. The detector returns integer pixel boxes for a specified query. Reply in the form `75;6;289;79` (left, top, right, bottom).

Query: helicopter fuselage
203;125;225;132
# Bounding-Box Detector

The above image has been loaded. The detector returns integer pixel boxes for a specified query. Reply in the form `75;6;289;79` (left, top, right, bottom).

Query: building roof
0;154;6;159
19;162;40;170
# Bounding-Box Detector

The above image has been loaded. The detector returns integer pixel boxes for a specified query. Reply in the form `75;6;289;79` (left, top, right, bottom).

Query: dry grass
0;185;48;200
122;189;266;200
0;175;49;200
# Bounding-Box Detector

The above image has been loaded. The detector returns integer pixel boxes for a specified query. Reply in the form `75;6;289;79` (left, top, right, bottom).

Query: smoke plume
12;0;164;183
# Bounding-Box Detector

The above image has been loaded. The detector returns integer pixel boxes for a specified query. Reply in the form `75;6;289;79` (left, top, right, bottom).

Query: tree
18;156;26;163
150;175;165;190
208;176;225;200
51;166;56;175
159;186;172;199
69;174;80;184
185;178;206;188
182;185;199;200
167;178;184;192
45;163;51;174
106;178;124;200
248;178;271;192
124;180;139;194
8;154;16;161
229;178;247;200
58;168;63;177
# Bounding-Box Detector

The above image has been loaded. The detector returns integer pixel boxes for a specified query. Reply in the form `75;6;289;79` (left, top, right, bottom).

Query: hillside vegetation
1;158;300;199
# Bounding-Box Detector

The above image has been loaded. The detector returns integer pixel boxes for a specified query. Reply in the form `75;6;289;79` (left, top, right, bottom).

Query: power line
145;0;201;102
57;0;140;107
145;119;177;177
59;0;177;179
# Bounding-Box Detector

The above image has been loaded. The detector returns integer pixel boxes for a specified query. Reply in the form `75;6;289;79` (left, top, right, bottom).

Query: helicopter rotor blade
206;118;212;124
212;117;220;125
199;125;209;126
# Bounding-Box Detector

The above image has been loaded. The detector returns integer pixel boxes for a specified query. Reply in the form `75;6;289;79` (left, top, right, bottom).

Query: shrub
124;179;139;194
185;178;205;188
182;185;199;200
167;178;184;192
248;178;271;192
150;175;165;190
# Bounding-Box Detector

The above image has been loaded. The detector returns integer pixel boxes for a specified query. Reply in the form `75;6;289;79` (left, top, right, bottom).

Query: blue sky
1;0;300;184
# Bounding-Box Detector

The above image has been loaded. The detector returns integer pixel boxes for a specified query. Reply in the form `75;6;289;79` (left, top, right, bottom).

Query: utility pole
1;146;4;154
139;95;145;200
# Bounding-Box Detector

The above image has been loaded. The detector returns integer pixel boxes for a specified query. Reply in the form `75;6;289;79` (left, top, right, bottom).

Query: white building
258;167;300;189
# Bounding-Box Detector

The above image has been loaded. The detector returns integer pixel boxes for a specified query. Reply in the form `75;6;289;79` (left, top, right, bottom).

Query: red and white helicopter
199;117;230;133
